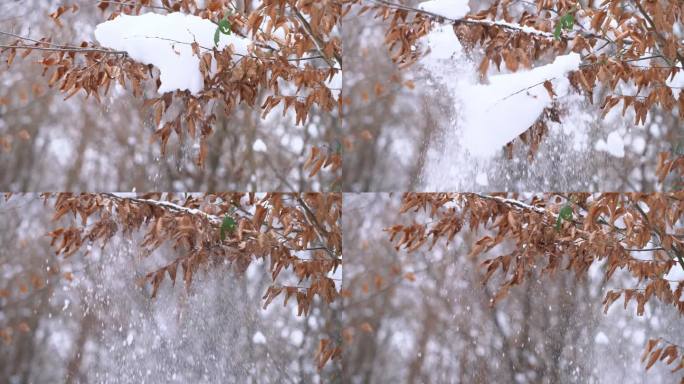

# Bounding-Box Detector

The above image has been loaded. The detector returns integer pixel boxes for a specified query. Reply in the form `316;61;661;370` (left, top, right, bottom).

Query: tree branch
295;195;339;261
102;193;222;224
632;0;684;66
291;6;341;68
0;31;126;55
473;193;549;216
366;0;634;45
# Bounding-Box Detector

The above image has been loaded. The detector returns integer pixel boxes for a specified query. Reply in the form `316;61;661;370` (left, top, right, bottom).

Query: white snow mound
419;0;470;20
461;53;582;157
95;12;250;95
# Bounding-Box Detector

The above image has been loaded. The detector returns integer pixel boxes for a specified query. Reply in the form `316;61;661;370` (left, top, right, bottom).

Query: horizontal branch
96;0;172;11
473;193;550;216
475;193;684;270
369;0;550;37
0;44;126;55
101;193;340;260
367;0;633;44
102;193;222;224
0;31;126;55
0;30;332;66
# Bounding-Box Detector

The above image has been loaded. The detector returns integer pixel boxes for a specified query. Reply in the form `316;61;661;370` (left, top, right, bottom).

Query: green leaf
562;13;574;29
553;12;575;40
213;17;232;47
218;18;231;34
220;214;237;241
554;23;562;40
333;140;343;154
555;205;573;231
559;205;573;220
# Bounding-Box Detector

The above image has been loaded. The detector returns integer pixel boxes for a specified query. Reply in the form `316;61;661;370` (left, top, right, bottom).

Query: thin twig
0;44;125;55
96;0;172;11
295;195;339;261
291;6;340;68
0;31;126;55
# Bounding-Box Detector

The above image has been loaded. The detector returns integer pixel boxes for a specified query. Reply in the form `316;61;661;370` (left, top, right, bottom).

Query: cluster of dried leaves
1;0;342;169
45;192;342;367
304;144;342;186
642;337;684;375
388;192;684;379
351;0;684;156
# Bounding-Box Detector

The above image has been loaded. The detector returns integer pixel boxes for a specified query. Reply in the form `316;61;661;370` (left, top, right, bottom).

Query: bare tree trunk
65;112;93;190
65;310;95;384
408;97;437;189
407;306;431;384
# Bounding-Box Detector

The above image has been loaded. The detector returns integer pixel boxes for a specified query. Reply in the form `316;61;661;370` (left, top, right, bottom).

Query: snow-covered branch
103;193;223;224
0;31;126;55
474;193;550;217
368;0;631;44
368;0;552;38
